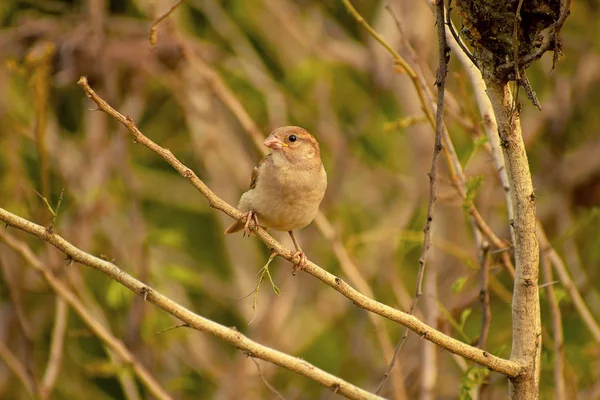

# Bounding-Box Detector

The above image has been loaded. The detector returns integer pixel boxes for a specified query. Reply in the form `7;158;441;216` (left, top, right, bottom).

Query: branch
485;78;541;398
376;3;449;390
416;0;449;315
477;243;492;349
72;76;521;377
149;0;184;47
0;207;381;400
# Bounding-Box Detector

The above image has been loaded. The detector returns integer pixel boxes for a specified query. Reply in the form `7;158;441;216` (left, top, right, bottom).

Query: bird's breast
241;164;327;231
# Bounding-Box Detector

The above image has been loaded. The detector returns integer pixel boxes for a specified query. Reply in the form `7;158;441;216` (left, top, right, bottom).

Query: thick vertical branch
485;80;540;399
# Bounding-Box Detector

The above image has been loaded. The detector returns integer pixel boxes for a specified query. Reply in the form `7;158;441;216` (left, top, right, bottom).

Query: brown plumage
225;126;327;272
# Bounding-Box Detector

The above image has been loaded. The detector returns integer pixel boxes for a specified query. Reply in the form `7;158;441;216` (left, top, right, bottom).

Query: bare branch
478;243;492;349
486;76;541;399
149;0;184;47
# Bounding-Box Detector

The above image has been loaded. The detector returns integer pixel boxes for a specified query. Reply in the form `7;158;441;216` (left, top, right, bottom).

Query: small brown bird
225;126;327;272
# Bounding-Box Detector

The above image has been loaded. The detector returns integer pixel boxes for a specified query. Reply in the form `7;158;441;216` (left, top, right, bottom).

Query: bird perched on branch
225;126;327;273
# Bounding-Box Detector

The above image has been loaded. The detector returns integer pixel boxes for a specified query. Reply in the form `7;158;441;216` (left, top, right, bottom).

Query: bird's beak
263;134;288;149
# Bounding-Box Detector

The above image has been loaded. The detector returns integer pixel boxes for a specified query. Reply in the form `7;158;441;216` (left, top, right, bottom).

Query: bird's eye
288;134;297;142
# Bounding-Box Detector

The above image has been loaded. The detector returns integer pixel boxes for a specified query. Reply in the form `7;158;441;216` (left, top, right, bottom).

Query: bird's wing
225;154;272;235
249;154;272;190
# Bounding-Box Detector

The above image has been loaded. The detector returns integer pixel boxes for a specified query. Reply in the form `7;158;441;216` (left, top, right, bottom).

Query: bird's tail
224;220;244;234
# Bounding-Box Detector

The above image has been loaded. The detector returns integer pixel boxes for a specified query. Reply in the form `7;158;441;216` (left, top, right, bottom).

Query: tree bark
485;79;541;399
454;0;564;396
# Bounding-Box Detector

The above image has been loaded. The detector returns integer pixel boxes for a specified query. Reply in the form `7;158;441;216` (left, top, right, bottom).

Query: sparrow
225;126;327;273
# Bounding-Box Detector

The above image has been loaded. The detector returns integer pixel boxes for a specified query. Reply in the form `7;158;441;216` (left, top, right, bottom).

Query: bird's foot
243;211;259;237
291;251;308;276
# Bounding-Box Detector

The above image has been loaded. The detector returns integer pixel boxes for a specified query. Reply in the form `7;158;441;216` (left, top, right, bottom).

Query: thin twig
50;188;64;230
444;0;476;66
417;0;449;305
248;252;280;326
149;0;185;47
512;1;542;110
513;0;525;82
250;358;287;400
153;324;190;336
540;251;566;400
477;243;492;349
377;1;449;393
538;281;559;289
419;0;449;345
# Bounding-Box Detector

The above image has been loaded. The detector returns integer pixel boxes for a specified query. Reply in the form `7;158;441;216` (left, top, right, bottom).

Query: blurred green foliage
0;0;599;399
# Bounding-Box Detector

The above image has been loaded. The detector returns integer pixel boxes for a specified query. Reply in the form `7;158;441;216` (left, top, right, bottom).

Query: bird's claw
291;251;308;276
243;211;259;237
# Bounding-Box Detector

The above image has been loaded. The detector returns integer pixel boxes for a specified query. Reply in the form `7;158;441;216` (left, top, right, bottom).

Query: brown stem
478;243;492;349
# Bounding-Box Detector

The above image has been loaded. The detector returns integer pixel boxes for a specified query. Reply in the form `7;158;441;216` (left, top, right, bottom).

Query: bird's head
263;126;321;165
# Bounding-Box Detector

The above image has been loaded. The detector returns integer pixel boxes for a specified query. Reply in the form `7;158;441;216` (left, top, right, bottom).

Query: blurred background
0;0;599;399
